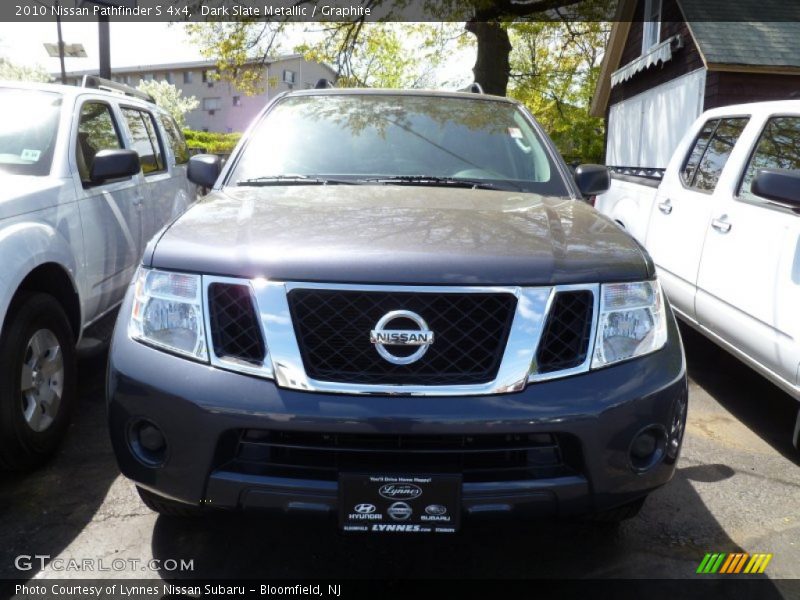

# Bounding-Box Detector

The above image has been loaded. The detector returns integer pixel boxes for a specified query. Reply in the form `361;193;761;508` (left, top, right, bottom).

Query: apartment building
62;54;337;132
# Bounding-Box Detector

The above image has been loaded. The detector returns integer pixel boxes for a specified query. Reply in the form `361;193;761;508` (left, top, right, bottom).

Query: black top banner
3;0;800;23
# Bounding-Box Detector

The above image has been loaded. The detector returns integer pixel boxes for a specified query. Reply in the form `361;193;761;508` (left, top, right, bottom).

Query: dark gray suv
107;88;687;531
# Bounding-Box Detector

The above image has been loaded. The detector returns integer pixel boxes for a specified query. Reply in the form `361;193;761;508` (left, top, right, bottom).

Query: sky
0;21;474;85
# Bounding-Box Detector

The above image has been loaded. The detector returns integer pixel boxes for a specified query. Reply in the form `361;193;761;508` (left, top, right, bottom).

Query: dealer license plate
339;473;461;534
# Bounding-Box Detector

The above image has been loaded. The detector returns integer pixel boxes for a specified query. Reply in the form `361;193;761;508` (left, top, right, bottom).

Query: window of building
203;97;222;111
121;107;165;174
165;72;174;84
184;70;193;84
283;69;296;84
161;115;190;165
681;117;749;192
143;73;154;81
739;116;800;204
232;95;241;107
75;102;122;183
641;0;662;54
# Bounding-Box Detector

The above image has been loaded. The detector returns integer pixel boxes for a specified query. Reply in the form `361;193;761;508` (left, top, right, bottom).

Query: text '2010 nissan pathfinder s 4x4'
107;87;688;532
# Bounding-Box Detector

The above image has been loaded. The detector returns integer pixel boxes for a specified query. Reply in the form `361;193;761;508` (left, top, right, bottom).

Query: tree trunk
465;20;512;96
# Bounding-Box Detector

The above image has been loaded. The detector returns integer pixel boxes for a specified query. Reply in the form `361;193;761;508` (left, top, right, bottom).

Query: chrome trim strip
200;279;600;396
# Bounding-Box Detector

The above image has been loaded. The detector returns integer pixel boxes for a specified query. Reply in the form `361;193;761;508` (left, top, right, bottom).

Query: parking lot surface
1;325;798;584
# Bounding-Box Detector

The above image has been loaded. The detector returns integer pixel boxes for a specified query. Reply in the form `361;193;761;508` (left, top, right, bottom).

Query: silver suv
0;78;195;470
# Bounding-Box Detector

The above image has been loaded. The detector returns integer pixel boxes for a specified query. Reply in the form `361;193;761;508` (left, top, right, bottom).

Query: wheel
137;486;205;517
0;292;76;470
587;496;647;523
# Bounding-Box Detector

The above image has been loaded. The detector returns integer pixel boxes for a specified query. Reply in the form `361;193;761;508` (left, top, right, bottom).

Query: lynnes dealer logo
379;483;422;500
696;552;773;574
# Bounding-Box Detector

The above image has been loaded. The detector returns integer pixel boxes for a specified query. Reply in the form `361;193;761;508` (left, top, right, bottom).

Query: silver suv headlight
591;280;667;368
129;268;208;361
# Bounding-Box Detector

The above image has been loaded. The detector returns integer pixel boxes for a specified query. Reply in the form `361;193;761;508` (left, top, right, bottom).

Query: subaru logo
354;503;376;514
425;504;447;516
387;501;413;521
369;310;434;365
379;483;422;500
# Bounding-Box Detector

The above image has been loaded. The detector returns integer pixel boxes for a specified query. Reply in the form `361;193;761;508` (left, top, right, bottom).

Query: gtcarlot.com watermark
14;554;194;573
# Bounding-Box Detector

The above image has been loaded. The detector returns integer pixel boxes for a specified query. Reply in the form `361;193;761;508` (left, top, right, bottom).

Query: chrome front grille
202;279;598;395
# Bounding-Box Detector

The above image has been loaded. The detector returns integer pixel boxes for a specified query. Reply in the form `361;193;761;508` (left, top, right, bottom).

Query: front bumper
107;293;687;519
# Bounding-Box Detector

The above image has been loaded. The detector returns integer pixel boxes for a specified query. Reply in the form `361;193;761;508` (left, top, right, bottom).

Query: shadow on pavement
679;323;799;465
0;351;119;579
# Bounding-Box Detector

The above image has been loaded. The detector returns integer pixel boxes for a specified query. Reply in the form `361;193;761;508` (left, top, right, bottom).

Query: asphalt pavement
0;324;798;586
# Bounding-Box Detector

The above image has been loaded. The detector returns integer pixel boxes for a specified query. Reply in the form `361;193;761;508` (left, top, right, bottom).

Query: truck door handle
711;217;732;233
658;199;673;214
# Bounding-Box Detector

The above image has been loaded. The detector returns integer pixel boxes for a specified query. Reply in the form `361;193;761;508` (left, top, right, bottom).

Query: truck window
739;116;800;203
681;117;749;192
76;102;123;183
161;115;189;165
122;107;165;174
0;88;61;177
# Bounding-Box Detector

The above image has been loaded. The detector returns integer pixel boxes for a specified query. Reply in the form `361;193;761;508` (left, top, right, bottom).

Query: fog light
629;426;666;472
129;420;167;467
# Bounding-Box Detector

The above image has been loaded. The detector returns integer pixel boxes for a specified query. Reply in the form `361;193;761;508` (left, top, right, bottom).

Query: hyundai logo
387;501;413;521
369;310;434;365
354;503;376;514
379;483;423;500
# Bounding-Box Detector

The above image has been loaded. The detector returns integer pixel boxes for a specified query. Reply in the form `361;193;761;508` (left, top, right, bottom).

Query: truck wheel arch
12;264;81;339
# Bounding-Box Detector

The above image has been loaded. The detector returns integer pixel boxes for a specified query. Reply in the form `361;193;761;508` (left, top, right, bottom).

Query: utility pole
55;0;66;83
98;14;110;79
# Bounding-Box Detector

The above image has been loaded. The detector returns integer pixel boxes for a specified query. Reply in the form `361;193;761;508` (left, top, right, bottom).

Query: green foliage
183;129;241;154
507;21;609;164
136;80;199;129
0;58;52;83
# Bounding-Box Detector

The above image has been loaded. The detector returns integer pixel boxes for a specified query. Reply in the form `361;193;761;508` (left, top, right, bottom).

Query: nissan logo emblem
387;502;413;521
369;310;434;365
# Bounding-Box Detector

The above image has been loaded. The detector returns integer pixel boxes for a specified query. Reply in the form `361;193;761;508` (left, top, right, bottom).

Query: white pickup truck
597;100;800;448
0;79;195;470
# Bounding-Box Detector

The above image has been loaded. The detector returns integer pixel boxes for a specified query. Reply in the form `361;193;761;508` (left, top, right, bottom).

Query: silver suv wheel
20;328;64;433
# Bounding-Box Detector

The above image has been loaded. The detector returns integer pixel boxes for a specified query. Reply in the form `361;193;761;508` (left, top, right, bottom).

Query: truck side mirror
187;154;221;188
751;168;800;208
89;149;140;184
574;164;610;197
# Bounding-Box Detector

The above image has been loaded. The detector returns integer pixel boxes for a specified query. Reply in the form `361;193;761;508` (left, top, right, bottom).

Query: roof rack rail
81;75;155;103
459;82;484;94
314;78;334;89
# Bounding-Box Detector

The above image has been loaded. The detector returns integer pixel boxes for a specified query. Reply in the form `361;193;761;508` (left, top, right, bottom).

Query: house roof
590;0;800;117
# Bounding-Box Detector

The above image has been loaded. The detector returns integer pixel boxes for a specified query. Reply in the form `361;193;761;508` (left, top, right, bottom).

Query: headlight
129;268;208;361
591;280;667;368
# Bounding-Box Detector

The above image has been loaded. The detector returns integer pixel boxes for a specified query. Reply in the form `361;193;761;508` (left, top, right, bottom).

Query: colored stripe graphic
697;552;772;574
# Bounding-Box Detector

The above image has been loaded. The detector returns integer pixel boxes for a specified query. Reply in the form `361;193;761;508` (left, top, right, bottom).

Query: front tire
0;293;76;471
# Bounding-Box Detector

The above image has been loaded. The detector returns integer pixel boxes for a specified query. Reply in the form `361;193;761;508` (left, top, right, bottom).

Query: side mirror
574;164;610;197
188;154;221;188
751;168;800;208
89;149;140;184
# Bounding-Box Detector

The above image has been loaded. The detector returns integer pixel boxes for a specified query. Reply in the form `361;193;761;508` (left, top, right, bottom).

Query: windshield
229;94;569;195
0;88;62;176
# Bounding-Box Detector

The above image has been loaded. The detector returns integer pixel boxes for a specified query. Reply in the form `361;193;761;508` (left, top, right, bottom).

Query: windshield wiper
361;175;519;191
236;175;362;186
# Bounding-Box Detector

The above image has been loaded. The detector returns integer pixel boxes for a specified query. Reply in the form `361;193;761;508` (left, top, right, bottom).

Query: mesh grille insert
208;283;265;365
287;289;517;385
536;290;594;373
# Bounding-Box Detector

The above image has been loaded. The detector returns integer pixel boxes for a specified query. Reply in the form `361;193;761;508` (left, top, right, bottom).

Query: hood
148;185;652;285
0;175;68;221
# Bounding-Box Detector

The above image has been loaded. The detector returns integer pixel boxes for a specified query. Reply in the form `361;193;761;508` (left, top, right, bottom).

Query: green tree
507;20;609;163
0;58;52;83
136;80;199;128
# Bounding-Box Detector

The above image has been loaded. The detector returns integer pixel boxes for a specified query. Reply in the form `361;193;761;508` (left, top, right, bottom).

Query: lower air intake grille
536;290;594;373
208;283;265;365
220;430;582;483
